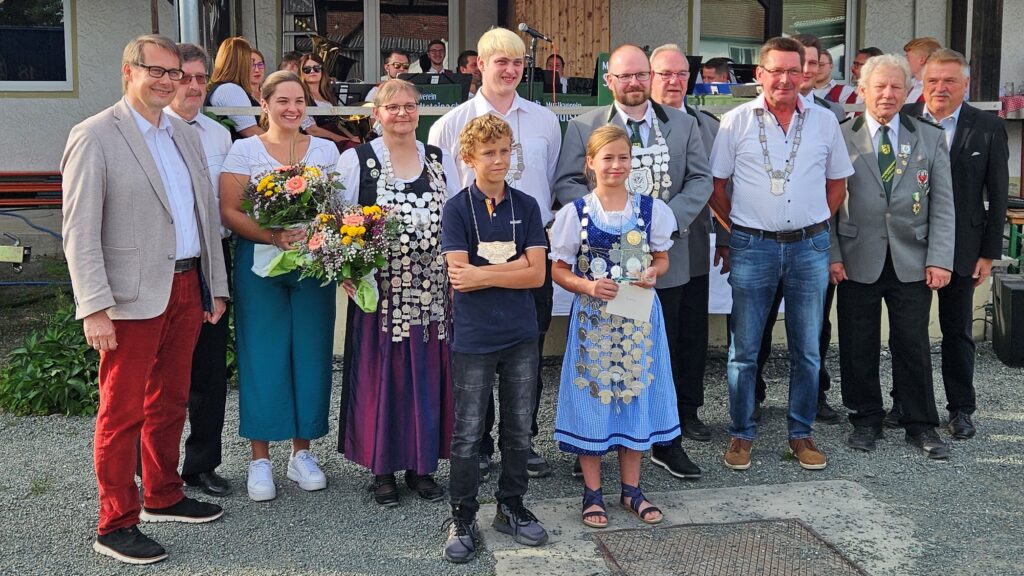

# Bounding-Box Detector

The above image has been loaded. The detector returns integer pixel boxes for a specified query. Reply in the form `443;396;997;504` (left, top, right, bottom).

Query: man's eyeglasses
759;67;803;79
134;63;184;81
608;71;651;83
380;103;418;114
179;73;209;85
654;70;691;82
388;62;411;69
302;65;322;74
251;61;266;70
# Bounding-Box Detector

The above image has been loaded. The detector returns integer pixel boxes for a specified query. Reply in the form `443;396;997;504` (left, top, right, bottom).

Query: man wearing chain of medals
554;44;713;481
708;37;854;473
647;43;721;446
429;27;563;479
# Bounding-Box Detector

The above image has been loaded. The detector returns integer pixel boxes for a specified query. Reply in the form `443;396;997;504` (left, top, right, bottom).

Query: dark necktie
187;119;198;125
627;119;644;147
877;125;896;202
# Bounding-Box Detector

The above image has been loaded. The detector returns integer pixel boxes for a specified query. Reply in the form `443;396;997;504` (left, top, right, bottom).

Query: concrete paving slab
479;480;916;576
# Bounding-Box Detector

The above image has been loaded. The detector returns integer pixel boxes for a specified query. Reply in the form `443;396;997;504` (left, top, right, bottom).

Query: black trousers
937;271;977;414
481;258;553;456
181;238;232;476
837;254;939;434
657;274;710;417
754;281;835;403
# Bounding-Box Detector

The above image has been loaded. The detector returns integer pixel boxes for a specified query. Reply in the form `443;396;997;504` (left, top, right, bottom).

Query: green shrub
0;296;100;416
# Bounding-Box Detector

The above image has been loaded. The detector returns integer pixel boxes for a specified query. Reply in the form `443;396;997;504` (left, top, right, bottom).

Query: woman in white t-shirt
220;71;340;503
206;37;264;140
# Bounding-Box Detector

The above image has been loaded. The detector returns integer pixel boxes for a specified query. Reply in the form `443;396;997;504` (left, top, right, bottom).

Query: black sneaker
442;512;479;564
526;448;552;478
906;429;951;460
815;399;842;424
681;414;712;442
650;442;702;479
93;526;167;565
883;401;904;429
493;499;548;546
847;425;884;452
139;496;223;524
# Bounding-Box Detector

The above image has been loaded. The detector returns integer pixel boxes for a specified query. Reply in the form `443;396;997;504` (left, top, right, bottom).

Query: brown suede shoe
789;438;827;470
723;438;753;470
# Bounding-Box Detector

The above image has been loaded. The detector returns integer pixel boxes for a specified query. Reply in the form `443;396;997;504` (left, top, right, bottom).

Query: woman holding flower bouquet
220;70;341;502
334;79;461;507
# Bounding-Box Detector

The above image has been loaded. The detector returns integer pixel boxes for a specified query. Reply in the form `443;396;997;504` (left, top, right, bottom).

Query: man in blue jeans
440;114;549;563
708;37;854;471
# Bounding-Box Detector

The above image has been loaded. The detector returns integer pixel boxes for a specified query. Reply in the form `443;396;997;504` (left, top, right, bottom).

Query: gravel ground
1;342;1022;575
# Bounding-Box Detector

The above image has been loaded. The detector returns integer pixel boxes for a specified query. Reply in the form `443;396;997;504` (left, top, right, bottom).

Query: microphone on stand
518;22;553;43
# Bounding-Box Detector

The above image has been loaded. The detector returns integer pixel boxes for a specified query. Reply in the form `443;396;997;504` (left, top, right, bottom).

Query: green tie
878;125;896;202
627;119;644;147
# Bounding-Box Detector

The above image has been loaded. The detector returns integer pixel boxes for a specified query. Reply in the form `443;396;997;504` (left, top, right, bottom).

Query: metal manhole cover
592;518;871;576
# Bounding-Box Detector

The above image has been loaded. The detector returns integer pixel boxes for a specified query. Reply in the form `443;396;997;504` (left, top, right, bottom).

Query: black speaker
992;273;1024;366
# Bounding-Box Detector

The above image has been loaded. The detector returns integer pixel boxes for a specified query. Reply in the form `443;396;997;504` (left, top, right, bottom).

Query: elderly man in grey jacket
554;43;712;480
830;53;955;460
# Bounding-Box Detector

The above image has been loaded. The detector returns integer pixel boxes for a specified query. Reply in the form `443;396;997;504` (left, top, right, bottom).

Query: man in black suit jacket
903;49;1009;439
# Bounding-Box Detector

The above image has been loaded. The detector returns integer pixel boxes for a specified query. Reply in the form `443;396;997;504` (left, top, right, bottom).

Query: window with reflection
0;0;72;91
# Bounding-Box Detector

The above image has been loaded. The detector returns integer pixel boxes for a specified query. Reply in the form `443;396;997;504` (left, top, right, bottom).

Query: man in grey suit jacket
62;35;229;565
830;54;955;460
554;44;712;479
648;43;719;443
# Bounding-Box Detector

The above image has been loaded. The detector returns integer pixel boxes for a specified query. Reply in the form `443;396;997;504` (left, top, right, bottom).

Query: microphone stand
526;36;538;101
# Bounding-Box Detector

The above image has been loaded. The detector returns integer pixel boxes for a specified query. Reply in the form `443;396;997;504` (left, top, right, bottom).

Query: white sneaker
287;450;327;491
247;459;276;502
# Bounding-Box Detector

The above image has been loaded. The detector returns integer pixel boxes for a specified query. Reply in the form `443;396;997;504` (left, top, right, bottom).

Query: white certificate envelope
605;283;655;323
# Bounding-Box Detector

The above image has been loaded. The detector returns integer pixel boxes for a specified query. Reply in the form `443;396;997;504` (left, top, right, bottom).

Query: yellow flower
303;166;321;178
355;238;364;247
356;226;366;235
340;225;350;235
264;190;273;197
318;214;330;223
341;236;352;245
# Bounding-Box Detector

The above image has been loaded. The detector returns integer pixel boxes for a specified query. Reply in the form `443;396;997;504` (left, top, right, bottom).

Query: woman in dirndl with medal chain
334;79;461;507
549;125;682;528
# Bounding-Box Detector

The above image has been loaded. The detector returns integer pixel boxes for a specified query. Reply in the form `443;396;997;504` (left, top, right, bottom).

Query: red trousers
94;269;203;534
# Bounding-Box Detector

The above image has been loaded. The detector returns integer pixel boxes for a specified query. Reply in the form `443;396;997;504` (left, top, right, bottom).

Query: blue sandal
620;483;662;525
582;486;608;528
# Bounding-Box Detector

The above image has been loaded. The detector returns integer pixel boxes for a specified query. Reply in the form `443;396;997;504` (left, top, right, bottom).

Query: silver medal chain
755;107;805;194
469;187;516;246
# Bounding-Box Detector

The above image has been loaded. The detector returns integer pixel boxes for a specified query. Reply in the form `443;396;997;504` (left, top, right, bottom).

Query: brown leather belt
174;258;198;273
731;221;830;243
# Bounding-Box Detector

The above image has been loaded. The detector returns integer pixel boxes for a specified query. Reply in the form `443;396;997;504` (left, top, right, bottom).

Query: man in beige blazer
61;34;229;565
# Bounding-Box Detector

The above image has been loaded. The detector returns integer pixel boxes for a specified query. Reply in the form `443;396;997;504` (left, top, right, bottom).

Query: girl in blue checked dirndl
549;125;681;529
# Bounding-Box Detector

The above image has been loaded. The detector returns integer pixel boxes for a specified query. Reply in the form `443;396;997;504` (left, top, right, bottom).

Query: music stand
398;72;471;101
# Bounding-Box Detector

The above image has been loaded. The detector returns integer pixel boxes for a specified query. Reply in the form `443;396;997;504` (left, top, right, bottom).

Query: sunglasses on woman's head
302;65;322;74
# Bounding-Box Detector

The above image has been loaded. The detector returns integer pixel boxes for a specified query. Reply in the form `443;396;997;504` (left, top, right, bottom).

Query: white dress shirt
710;94;854;231
127;100;201;259
922;104;962;151
613;101;655;146
165;106;233;238
427;91;562;225
906;78;924;104
864;112;901;157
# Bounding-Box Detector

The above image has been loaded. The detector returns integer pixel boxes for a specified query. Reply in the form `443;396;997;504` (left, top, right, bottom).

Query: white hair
649;43;685;64
857;53;912;90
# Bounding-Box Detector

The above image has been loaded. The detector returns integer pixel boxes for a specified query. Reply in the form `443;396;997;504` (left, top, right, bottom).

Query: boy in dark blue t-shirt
439;114;549;563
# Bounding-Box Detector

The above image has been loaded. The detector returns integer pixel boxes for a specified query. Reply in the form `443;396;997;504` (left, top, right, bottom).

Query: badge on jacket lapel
916;169;929;187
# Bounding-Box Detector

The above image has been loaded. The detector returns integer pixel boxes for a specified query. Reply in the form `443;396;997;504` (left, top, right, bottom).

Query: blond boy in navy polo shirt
439;114;549;563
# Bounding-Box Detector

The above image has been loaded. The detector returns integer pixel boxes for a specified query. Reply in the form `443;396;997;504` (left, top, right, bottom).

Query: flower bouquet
241;164;343;276
298;204;404;312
